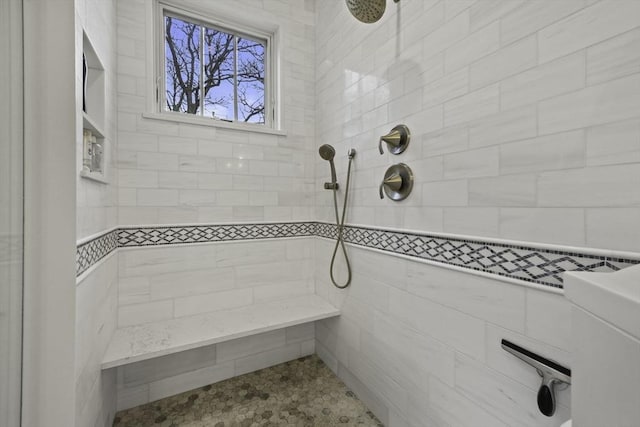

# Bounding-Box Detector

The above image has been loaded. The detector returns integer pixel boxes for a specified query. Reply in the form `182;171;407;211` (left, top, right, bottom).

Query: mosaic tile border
117;222;316;247
76;229;119;276
316;224;638;289
76;222;315;277
77;222;640;289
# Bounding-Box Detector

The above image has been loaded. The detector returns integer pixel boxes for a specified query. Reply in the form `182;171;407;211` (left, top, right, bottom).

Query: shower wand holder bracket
324;182;339;190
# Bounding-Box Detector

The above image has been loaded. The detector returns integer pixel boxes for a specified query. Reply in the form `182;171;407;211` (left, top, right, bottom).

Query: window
158;4;274;127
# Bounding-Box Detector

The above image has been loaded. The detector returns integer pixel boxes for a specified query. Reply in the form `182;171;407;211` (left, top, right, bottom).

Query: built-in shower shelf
101;294;339;370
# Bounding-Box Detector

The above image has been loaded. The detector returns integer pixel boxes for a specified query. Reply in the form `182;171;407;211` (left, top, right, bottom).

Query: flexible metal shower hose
329;157;354;289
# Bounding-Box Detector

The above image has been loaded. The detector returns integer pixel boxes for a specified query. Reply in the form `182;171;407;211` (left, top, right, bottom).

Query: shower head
318;144;338;186
318;144;336;161
345;0;398;24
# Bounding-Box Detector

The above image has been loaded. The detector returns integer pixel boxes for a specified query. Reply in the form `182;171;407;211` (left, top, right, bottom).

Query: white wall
314;1;640;426
113;237;315;407
74;0;119;425
109;0;318;410
67;0;640;424
76;0;118;238
315;0;640;253
115;0;316;226
117;238;314;327
75;256;118;426
315;240;572;427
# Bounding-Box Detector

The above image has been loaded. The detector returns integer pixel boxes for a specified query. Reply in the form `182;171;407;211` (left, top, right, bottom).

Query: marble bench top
102;294;340;369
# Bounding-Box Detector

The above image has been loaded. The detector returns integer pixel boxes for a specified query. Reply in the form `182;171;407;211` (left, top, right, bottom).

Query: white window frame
152;1;280;132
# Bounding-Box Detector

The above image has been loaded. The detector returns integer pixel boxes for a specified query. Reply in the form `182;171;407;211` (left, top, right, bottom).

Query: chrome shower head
318;144;336;161
346;0;398;24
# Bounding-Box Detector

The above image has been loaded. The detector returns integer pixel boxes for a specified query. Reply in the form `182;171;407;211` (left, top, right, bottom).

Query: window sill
141;112;287;137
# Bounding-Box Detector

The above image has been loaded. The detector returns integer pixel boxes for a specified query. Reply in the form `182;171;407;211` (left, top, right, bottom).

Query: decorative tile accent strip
117;222;316;247
77;222;640;289
76;229;119;276
316;223;639;289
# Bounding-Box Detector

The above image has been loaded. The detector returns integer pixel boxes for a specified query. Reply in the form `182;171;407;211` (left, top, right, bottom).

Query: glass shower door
0;0;24;426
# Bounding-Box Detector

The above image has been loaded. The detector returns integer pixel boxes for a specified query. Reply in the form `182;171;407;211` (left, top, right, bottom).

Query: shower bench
101;294;339;369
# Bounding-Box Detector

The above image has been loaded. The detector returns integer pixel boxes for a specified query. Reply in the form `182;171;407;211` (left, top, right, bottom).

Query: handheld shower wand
318;144;338;189
318;144;356;289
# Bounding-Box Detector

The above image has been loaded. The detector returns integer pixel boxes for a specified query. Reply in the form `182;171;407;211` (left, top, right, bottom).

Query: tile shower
65;0;640;426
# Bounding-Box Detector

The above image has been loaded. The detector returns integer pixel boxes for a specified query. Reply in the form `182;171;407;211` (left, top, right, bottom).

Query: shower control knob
379;172;402;198
379;124;410;155
379;163;414;201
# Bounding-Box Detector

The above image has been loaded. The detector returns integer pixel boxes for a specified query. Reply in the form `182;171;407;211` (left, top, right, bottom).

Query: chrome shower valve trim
379;163;414;201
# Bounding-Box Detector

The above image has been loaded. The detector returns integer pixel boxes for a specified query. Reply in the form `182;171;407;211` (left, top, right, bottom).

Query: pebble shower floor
113;355;384;426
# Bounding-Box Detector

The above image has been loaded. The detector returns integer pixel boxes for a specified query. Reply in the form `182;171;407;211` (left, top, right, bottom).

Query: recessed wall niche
80;31;107;184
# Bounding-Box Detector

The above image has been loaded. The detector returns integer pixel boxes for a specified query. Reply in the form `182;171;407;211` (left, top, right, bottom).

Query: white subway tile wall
315;240;572;427
116;0;316;226
117;239;315;328
73;0;640;425
316;0;640;253
75;255;118;426
314;1;640;426
75;1;118;426
76;0;318;424
76;0;118;240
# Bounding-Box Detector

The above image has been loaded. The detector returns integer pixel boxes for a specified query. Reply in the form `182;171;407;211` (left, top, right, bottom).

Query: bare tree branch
164;17;265;123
